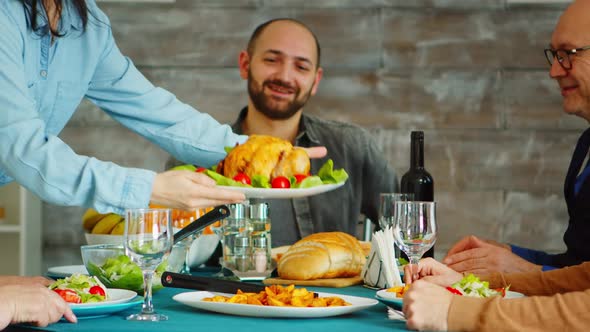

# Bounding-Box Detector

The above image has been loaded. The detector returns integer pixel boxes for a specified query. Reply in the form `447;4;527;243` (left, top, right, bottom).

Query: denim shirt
167;108;399;245
0;0;245;214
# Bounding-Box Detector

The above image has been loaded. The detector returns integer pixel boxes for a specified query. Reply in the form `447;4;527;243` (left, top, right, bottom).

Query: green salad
86;255;167;294
172;158;348;189
49;274;107;304
449;274;508;298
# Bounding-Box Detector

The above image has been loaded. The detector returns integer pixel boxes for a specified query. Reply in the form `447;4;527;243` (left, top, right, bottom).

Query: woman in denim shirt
0;0;253;214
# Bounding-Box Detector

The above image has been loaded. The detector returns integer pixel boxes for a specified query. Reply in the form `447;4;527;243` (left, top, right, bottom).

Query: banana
110;220;125;235
91;213;124;234
82;208;107;232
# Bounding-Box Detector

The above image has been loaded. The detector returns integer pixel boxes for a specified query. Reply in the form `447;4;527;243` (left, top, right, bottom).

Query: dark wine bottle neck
410;135;424;169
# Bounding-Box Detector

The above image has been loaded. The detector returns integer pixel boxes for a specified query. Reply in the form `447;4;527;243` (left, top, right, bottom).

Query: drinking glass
378;193;414;230
393;201;437;279
125;208;173;321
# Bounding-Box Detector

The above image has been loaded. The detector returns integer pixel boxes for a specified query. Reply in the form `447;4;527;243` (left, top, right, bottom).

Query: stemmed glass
378;193;414;230
392;201;437;280
379;193;413;268
125;208;173;321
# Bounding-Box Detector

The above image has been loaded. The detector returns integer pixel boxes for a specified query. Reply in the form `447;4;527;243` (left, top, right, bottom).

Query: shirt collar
25;0;83;34
233;107;321;145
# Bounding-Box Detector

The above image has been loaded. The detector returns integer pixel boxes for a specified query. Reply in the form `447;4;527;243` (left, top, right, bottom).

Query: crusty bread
277;232;366;280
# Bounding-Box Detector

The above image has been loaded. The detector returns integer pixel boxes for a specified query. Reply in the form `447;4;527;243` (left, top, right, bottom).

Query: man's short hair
246;18;322;68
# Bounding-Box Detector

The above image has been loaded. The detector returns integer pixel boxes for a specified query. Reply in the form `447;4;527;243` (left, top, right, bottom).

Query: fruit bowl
80;244;185;294
84;233;124;246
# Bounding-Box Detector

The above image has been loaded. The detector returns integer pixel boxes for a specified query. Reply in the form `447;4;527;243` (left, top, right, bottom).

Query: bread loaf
277;232;366;280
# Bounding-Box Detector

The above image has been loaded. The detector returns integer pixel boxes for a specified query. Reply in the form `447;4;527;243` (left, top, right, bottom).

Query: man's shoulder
304;114;373;139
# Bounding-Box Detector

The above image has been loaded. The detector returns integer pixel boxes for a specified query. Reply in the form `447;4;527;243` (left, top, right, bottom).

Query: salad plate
173;290;378;318
69;289;141;319
375;288;524;309
47;265;88;279
222;182;345;199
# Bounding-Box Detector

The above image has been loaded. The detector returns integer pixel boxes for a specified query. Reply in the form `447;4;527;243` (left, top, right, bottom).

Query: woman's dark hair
23;0;89;35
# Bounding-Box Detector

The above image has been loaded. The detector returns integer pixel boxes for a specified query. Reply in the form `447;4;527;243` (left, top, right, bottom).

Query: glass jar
222;203;247;270
233;235;251;272
248;203;271;272
252;236;270;273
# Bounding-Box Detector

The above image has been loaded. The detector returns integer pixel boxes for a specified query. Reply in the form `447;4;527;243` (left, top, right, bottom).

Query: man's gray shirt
166;108;398;246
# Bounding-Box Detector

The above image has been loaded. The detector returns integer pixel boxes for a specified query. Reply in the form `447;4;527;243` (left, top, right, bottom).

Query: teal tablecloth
16;277;410;332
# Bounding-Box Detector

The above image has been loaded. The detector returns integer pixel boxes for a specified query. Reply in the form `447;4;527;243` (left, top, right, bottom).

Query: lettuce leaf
294;175;323;188
203;169;251;187
252;175;271;188
318;159;349;184
170;164;197;172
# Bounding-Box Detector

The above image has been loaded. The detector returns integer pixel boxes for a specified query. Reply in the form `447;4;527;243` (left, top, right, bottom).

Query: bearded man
168;18;398;246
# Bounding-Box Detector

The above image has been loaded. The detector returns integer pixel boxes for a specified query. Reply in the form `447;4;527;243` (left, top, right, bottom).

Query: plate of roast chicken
208;135;348;199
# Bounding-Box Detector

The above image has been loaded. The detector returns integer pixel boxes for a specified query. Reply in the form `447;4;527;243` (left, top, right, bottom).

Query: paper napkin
361;227;403;289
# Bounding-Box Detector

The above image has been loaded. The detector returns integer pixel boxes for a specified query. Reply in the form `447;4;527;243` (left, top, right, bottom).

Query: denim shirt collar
25;0;83;35
233;107;322;146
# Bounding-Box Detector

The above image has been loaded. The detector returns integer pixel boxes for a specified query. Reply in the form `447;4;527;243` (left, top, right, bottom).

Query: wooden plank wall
43;0;579;267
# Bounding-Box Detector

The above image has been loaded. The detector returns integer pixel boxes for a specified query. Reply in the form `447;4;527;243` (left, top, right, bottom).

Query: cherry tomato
495;287;507;297
195;167;207;173
89;285;106;297
445;287;463;296
293;174;308;184
233;173;251;185
271;176;291;188
54;289;82;303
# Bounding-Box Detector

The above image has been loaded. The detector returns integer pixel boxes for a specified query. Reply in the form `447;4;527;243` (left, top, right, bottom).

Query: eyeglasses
544;45;590;70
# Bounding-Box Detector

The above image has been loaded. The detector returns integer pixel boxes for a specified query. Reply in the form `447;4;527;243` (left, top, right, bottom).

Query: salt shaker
222;203;246;270
252;237;269;273
249;203;271;272
233;235;251;272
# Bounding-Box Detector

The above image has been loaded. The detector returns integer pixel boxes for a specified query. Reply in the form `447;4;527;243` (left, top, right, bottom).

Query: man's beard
247;74;313;120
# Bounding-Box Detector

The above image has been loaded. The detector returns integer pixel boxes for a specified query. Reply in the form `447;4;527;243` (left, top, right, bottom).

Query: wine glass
125;208;173;321
379;193;413;268
393;201;436;280
378;193;414;230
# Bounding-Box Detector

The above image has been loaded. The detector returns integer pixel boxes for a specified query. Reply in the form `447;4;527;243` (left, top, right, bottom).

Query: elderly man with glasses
431;0;590;277
395;4;590;332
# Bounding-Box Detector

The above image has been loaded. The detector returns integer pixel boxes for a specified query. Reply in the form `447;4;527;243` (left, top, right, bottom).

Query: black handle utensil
172;205;229;245
161;272;267;293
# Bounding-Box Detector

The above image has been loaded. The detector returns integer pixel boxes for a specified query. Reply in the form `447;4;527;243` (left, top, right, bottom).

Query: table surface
13;269;410;332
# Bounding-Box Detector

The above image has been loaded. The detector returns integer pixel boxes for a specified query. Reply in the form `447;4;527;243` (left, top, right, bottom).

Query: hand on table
404;257;463;286
151;170;246;209
443;235;541;274
403;280;452;331
0;276;53;287
0;284;77;329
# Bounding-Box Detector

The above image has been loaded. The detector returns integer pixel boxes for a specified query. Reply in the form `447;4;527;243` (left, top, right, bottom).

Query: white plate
47;265;88;279
70;289;138;308
222;182;345;199
67;289;140;319
375;288;524;308
173;290;378;318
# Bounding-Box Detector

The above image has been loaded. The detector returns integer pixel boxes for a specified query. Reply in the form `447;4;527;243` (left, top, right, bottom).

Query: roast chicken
218;135;310;180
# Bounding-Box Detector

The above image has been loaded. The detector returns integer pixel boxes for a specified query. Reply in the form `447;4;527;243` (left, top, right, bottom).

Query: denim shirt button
40;70;47;78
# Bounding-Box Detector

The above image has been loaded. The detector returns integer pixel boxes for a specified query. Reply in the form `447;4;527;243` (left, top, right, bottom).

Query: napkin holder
362;227;403;289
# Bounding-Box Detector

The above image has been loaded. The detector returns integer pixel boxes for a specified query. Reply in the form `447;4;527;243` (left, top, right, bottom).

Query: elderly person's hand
443;235;541;274
0;276;53;287
0;284;77;329
403;280;453;331
404;257;463;286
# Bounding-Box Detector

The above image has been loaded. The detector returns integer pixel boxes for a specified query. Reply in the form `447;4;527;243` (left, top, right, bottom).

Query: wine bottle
400;131;435;258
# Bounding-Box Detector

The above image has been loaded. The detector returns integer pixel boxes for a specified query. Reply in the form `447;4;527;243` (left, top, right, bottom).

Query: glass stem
409;256;420;281
141;270;155;314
